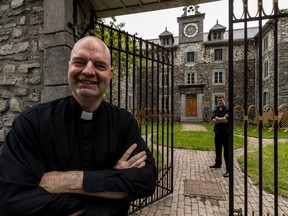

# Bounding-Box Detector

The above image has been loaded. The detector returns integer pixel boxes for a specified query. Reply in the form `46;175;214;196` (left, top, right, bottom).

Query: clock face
183;23;199;38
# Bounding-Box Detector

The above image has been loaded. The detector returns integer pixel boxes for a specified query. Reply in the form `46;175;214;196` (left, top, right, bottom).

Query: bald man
0;36;156;216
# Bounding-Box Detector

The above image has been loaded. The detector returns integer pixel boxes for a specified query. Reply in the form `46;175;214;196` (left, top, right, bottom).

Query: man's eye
96;64;107;71
73;61;85;66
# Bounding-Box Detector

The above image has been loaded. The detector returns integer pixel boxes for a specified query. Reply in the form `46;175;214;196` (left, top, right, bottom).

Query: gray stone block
41;85;71;103
43;46;70;85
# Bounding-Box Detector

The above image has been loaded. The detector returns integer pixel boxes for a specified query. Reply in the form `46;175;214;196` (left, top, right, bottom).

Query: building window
128;95;133;111
213;71;224;85
217;32;222;39
263;91;269;106
187;52;195;62
161;73;169;87
214;49;223;61
160;95;169;110
263;61;269;79
186;72;195;84
213;32;222;40
263;35;269;51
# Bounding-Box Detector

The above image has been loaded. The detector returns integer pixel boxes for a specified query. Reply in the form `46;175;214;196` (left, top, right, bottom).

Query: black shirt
211;105;229;134
0;96;156;215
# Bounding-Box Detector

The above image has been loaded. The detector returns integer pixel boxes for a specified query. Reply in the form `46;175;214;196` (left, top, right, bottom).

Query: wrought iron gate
229;1;288;215
92;22;174;214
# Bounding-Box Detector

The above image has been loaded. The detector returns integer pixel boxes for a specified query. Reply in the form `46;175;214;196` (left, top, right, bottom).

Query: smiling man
0;36;156;216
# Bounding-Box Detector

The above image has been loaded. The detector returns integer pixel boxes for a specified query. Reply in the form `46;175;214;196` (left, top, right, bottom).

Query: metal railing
93;22;175;214
229;1;288;215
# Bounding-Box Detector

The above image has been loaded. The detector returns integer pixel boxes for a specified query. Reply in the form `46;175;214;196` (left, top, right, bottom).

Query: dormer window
159;27;174;46
208;20;226;41
213;32;222;40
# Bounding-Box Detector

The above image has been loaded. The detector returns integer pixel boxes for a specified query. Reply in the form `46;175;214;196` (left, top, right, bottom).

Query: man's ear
110;68;113;79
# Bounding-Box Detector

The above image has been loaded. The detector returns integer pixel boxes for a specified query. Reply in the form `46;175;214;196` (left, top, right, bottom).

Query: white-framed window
263;35;269;51
186;72;196;84
214;49;223;61
128;95;133;111
162;38;170;45
263;60;269;79
213;32;222;40
263;90;269;106
212;70;225;85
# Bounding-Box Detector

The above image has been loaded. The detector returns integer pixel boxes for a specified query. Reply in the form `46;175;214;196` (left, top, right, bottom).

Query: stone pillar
42;0;75;103
0;0;93;141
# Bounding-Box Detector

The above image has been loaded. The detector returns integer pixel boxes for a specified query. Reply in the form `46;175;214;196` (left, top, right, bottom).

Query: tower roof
210;20;226;31
159;27;173;37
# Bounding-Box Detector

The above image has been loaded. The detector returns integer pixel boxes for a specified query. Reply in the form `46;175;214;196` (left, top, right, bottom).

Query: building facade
153;5;288;123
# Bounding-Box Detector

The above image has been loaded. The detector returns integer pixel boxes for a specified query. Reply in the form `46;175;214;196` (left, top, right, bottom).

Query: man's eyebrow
71;57;85;61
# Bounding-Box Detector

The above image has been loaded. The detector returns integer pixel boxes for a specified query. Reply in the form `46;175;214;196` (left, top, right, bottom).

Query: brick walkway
131;124;288;216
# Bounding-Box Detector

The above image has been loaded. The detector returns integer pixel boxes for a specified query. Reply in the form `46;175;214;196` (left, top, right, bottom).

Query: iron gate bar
258;7;264;216
243;6;248;216
228;0;234;215
230;0;288;215
91;22;174;213
273;7;279;216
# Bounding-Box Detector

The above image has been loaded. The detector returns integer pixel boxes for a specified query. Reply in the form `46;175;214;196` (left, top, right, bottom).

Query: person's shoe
209;164;221;168
223;172;229;177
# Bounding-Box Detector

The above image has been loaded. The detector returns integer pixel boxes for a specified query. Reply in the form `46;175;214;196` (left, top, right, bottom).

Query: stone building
151;6;288;123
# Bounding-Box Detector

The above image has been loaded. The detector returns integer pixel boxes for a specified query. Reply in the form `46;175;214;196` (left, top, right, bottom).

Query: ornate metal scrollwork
233;0;284;21
235;103;288;132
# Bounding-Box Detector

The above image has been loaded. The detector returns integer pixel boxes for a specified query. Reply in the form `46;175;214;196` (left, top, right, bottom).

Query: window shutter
210;50;214;61
194;51;198;62
223;48;228;60
184;52;187;62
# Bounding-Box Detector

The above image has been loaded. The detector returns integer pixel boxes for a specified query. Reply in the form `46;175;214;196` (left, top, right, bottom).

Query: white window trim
185;71;197;85
263;35;269;52
263;89;269;106
263;60;269;80
212;69;225;85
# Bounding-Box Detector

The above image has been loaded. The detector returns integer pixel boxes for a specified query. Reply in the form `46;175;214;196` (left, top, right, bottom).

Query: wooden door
186;94;197;117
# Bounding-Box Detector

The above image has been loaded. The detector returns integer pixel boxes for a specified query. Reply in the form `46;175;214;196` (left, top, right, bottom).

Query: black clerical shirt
0;96;156;216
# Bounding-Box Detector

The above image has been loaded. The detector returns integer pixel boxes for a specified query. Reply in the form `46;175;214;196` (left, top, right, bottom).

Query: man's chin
76;90;100;98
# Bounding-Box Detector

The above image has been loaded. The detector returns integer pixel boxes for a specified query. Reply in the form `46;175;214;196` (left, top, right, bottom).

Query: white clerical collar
81;111;93;120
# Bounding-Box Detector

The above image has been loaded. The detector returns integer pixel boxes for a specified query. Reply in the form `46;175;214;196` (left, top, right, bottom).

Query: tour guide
0;36;156;215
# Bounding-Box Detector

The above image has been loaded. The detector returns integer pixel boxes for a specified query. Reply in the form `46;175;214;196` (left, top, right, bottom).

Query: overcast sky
113;0;288;39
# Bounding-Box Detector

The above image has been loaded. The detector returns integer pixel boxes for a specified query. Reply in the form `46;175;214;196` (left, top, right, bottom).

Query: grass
204;122;288;139
141;122;288;198
142;122;244;151
238;142;288;197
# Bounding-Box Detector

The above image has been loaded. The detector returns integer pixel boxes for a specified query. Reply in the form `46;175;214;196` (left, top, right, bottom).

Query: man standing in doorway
209;96;229;177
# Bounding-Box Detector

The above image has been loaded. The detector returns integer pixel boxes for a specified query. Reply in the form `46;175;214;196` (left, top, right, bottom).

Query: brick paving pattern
131;124;288;216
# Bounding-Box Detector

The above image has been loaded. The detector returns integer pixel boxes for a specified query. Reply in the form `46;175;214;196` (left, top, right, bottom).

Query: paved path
131;124;288;216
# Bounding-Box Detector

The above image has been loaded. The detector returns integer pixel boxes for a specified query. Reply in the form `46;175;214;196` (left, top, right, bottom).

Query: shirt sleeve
82;112;157;200
0;114;83;216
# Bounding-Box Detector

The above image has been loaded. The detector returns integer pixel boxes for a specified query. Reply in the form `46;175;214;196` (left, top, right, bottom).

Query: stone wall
0;0;45;143
0;0;93;148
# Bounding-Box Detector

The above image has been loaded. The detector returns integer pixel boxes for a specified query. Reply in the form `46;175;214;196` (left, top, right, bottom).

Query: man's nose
82;61;95;75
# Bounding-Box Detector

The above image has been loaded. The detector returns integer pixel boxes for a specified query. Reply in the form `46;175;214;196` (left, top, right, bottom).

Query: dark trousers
214;131;229;172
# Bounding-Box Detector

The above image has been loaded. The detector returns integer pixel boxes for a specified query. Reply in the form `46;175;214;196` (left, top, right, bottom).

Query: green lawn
238;142;288;197
141;122;288;198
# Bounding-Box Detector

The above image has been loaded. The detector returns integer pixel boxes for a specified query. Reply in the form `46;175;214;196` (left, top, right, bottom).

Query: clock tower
177;5;205;44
